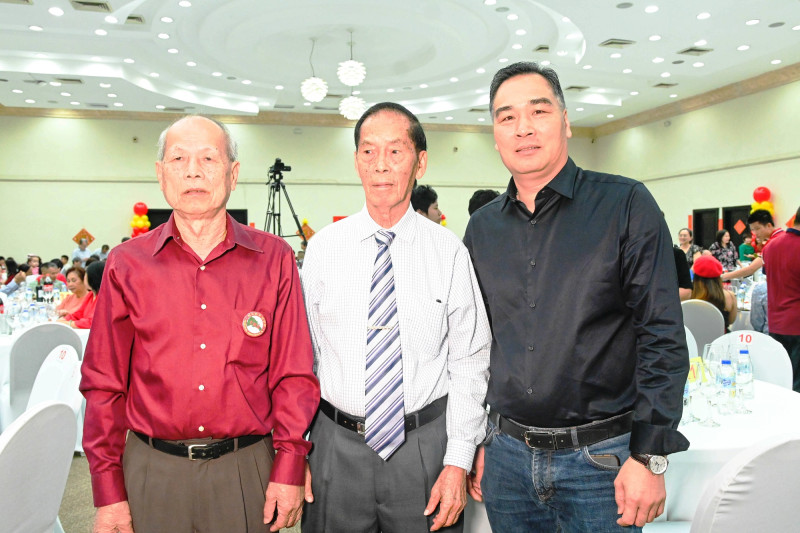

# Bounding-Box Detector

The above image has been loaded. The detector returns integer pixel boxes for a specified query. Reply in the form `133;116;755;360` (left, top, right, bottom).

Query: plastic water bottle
717;360;736;414
736;348;755;401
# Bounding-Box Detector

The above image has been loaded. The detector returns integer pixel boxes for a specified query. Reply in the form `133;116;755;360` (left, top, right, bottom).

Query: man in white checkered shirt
300;102;491;533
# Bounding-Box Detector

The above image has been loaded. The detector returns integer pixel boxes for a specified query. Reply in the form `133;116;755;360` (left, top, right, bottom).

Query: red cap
693;255;723;278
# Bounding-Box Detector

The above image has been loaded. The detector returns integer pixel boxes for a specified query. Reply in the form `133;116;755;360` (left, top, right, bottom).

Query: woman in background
677;228;702;267
691;255;738;331
56;266;88;317
61;261;104;329
708;229;739;272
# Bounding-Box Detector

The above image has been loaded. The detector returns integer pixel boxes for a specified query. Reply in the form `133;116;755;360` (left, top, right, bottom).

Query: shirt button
198;425;204;432
527;345;534;351
529;260;536;267
200;304;207;310
527;388;533;395
198;384;205;391
529;302;535;308
200;343;206;349
200;265;206;271
530;220;535;226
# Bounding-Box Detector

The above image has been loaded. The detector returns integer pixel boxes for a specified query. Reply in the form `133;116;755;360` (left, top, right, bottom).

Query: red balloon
753;187;771;203
133;202;149;215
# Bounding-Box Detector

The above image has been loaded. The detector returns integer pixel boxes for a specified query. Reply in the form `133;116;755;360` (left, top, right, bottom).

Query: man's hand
614;458;666;527
304;463;314;503
466;446;485;502
263;482;304;532
424;465;467;531
12;271;26;284
93;501;134;533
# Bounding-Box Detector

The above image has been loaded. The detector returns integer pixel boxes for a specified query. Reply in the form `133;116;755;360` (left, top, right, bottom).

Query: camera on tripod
268;158;291;180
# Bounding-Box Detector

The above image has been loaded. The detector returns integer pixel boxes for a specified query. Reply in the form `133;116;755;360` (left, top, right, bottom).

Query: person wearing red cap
691;255;738;331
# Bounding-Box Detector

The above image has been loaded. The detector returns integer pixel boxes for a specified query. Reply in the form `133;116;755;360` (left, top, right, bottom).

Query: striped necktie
365;230;405;460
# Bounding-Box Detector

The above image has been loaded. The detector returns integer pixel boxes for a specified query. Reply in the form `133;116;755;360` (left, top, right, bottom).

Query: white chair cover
0;322;83;431
690;434;800;532
710;330;792;389
0;402;77;533
26;345;82;414
684;326;698;360
681;300;725;357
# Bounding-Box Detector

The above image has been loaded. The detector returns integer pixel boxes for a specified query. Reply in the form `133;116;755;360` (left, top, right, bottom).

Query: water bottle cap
739;349;749;354
721;359;731;365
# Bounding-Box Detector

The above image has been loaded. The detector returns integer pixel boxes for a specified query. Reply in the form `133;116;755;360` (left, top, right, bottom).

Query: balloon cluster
440;214;447;227
751;187;774;215
130;202;151;237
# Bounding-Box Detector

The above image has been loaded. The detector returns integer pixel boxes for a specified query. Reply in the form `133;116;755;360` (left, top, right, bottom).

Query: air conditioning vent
534;45;550;53
677;47;713;56
564;85;589;92
468;108;488;113
54;77;83;85
163;107;187;113
23;79;47;85
87;103;109;108
653;82;678;88
598;38;635;48
0;0;33;5
125;15;145;24
312;106;338;111
69;0;111;12
274;104;295;110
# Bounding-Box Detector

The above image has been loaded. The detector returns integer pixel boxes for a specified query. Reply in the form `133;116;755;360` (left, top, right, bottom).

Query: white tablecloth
664;380;800;521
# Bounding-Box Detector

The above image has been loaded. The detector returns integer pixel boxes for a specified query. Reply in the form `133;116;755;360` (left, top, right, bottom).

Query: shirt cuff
629;421;690;455
268;450;307;486
443;439;477;472
90;468;128;508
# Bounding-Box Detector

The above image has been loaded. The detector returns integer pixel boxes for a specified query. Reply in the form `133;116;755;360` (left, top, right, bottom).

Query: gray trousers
302;408;464;533
122;432;274;533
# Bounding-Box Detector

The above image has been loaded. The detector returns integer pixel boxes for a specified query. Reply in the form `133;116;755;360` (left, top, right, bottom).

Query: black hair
5;258;18;276
411;184;438;213
714;229;729;247
468;189;500;215
50;258;64;269
489;61;566;115
40;262;56;272
86;260;106;293
354;102;427;153
747;210;774;226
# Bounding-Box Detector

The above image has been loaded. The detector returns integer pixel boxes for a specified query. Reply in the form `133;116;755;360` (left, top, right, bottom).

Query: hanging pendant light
339;93;367;120
337;30;366;87
300;38;328;103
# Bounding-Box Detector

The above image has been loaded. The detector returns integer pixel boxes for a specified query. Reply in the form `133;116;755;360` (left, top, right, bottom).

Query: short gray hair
156;114;238;162
489;61;566;114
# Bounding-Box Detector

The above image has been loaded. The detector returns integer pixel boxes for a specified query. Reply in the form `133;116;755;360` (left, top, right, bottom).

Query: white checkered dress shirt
301;204;491;470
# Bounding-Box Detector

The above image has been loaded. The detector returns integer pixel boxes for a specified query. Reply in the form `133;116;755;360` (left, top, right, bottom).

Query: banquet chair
0;322;83;432
0;402;77;533
26;345;82;413
711;330;792;389
684;326;698;360
681;300;725;357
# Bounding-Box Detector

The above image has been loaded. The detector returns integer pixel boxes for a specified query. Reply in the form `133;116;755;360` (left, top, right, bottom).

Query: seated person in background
673;247;693;301
60;260;104;329
411;183;443;223
708;229;739;272
37;261;68;287
467;189;500;216
739;234;756;262
677;228;702;267
84;254;100;267
72;238;93;266
691;255;738;331
56;266;88;317
27;254;41;276
1;262;26;296
750;280;769;334
95;244;110;261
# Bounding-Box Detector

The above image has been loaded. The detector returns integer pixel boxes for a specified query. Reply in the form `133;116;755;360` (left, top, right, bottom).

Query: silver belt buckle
187;443;208;460
523;430;558;449
357;421;366;436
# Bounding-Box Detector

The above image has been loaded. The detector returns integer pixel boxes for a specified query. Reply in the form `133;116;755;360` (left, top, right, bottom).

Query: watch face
648;455;668;474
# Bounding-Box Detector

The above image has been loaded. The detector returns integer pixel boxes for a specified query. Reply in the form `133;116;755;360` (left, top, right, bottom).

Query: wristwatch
631;453;669;475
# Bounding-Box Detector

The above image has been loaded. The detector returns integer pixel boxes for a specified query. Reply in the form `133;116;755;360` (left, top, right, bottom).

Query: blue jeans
481;422;641;533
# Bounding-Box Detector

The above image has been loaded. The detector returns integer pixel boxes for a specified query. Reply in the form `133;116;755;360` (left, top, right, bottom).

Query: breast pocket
408;298;447;360
228;308;273;369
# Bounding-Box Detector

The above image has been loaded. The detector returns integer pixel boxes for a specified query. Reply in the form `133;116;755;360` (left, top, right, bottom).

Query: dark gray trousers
122;432;274;533
302;408;464;533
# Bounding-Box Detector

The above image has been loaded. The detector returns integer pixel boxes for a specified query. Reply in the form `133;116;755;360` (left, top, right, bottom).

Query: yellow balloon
761;201;774;211
144;220;151;228
142;215;149;222
130;219;137;228
136;219;145;228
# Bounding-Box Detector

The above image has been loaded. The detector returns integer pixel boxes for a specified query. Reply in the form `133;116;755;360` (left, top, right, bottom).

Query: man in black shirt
463;62;689;532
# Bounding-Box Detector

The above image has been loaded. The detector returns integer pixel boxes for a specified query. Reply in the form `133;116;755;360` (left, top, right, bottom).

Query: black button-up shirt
464;158;689;455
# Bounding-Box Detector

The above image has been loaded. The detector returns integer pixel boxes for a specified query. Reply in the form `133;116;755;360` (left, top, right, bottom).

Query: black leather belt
320;395;447;436
133;431;266;460
490;411;633;450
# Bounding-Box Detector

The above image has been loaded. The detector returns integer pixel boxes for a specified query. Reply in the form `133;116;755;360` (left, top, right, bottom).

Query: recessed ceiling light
499;58;509;63
156;105;166;110
746;19;760;26
582;65;592;70
576;107;584;111
419;83;428;88
150;72;159;77
652;57;664;63
445;116;453;121
476;68;486;74
660;72;671;78
353;90;361;95
512;44;522;50
12;89;22;94
607;114;615;118
105;15;118;24
242;80;252;85
644;6;659;14
124;58;135;64
91;56;102;61
478;117;486;122
275;85;284;90
670;94;678;98
49;81;61;87
25;99;35;104
95;29;107;36
186;61;197;67
450;77;459;82
695;39;707;46
113;102;123;107
70;101;80;105
60;92;70;96
630;91;639;95
48;7;64;16
697;12;711;20
623;68;632;73
161;17;174;23
507;14;518;21
100;83;111;88
693;62;704;67
562;16;570;23
475;89;483;94
515;29;526;36
158;33;170;39
107;93;117;98
771;59;782;65
484;0;497;5
212;71;222;77
557;50;568;56
168;48;178;54
610;53;622;59
178;1;192;7
29;25;43;32
303;102;311;106
649;35;661;41
387;88;395;93
541;60;551;66
793;25;800;31
737;45;750;51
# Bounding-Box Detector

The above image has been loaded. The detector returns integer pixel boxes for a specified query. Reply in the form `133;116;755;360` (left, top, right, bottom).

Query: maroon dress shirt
80;213;320;507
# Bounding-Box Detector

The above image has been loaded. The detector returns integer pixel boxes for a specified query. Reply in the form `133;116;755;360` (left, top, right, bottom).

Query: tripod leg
278;181;308;248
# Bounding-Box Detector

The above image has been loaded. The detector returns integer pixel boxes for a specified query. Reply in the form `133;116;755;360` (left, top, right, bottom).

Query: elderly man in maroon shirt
80;115;320;533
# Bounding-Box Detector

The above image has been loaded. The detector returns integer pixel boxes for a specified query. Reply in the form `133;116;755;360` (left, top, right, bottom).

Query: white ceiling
1;0;799;127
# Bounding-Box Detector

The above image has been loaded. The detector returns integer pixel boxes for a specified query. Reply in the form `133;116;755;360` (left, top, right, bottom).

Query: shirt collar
152;212;263;256
501;157;577;211
355;203;418;243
